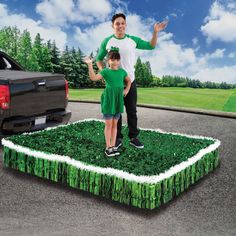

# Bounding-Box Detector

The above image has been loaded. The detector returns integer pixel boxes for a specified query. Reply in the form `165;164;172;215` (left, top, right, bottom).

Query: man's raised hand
153;20;168;33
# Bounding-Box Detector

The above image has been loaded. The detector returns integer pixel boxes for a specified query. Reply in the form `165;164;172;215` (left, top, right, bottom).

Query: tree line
0;26;235;89
135;58;236;89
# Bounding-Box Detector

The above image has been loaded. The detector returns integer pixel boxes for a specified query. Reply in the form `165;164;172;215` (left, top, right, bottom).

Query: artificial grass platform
2;119;221;209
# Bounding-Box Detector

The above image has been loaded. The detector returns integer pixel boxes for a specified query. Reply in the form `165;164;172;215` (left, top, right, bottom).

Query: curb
68;100;236;119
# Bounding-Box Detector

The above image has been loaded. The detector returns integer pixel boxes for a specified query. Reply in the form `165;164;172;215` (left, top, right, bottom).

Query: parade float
2;119;220;209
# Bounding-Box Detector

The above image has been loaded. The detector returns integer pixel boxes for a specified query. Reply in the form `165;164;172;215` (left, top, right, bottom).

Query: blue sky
0;0;236;84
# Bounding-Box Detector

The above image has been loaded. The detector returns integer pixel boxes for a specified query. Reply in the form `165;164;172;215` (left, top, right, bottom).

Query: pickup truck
0;51;71;134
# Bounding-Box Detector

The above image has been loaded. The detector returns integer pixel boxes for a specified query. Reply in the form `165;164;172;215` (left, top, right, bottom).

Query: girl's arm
124;76;131;97
84;57;103;81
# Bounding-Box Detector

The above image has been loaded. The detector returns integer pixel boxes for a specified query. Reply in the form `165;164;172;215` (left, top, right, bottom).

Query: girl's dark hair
112;13;126;23
108;50;120;60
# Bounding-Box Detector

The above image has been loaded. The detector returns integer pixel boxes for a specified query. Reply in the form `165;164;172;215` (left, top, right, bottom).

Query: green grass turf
223;89;236;112
8;120;214;176
69;87;236;112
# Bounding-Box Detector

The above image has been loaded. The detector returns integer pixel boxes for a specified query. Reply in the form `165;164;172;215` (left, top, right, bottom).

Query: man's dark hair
112;13;126;24
108;50;120;60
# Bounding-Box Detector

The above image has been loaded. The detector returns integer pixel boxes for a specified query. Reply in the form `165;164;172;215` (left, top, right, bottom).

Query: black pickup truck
0;51;71;134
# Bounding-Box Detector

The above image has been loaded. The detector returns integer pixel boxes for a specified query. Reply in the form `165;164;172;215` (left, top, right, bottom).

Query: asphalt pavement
0;102;235;236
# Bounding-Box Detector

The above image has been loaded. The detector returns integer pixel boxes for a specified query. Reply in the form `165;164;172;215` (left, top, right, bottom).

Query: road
0;102;235;236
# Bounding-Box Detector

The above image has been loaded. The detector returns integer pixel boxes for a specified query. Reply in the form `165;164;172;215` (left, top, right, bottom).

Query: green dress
99;68;128;115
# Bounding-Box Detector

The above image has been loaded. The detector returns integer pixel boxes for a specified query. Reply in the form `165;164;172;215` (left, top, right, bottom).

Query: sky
0;0;236;84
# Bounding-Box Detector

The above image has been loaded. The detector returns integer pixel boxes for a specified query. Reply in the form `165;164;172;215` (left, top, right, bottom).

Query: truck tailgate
0;70;66;116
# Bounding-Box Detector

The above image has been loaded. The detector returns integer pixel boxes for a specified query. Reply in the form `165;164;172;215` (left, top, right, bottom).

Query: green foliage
0;26;20;58
47;40;61;73
135;57;153;87
15;30;32;69
162;75;236;89
8;120;214;176
150;76;161;87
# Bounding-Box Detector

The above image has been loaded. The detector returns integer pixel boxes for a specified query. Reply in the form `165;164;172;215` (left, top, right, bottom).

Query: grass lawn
69;87;236;113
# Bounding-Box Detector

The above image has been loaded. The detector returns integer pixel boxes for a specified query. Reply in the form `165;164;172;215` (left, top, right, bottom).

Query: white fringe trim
1;119;221;184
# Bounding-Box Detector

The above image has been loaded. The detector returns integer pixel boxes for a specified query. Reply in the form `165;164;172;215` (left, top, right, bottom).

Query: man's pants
117;80;139;140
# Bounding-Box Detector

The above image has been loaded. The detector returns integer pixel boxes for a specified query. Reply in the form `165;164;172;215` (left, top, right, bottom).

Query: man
96;13;167;149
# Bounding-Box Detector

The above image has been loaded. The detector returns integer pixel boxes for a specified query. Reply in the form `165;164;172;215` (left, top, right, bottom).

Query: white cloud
192;66;236;84
206;48;225;59
74;21;113;54
126;14;154;38
112;0;129;14
0;4;7;16
0;3;67;50
192;37;198;46
36;0;75;26
140;35;235;83
170;13;178;18
140;34;198;78
227;1;236;10
228;52;236;58
201;1;236;43
36;0;112;26
79;0;112;20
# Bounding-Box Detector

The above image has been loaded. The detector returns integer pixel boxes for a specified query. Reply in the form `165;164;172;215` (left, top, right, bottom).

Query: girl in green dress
84;50;131;157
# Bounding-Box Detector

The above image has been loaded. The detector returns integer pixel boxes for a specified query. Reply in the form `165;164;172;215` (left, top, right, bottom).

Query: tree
0;26;20;57
32;33;52;72
16;29;32;69
135;57;144;86
60;46;72;86
32;33;43;71
144;61;153;87
48;40;61;73
141;62;153;87
151;76;161;87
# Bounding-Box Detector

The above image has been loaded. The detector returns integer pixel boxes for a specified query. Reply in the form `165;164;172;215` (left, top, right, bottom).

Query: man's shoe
130;138;144;149
105;147;116;157
114;138;122;150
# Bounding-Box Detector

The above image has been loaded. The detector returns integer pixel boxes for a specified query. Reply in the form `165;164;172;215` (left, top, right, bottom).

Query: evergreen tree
60;46;74;87
42;46;53;72
144;61;153;87
32;33;52;72
75;48;89;88
28;51;40;71
16;30;32;69
135;57;144;86
32;33;43;71
0;26;20;57
48;40;61;73
141;62;153;87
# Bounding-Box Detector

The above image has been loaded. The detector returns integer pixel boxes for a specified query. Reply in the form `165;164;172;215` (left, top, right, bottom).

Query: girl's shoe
105;147;116;157
112;147;120;156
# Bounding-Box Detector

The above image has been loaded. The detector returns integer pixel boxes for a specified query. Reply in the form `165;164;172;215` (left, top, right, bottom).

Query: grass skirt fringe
3;147;219;210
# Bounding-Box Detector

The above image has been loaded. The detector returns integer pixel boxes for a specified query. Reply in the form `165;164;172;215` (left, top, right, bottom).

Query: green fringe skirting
3;147;220;210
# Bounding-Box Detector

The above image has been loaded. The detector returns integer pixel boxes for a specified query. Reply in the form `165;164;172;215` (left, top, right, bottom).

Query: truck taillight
65;79;69;99
0;85;10;110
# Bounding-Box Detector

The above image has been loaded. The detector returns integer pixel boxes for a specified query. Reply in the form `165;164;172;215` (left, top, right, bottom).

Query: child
84;49;131;157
